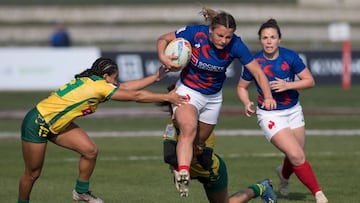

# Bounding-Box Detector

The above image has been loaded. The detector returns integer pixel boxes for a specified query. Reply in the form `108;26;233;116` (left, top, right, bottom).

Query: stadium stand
0;1;359;51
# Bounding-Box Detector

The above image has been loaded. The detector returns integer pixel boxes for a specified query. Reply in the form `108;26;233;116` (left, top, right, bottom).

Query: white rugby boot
276;165;290;196
315;191;328;203
173;169;190;197
72;190;104;203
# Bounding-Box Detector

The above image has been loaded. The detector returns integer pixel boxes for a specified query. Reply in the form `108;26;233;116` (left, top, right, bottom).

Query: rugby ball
164;38;192;70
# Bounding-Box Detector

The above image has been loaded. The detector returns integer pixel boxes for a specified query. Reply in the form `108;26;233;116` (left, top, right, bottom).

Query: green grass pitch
1;85;360;202
1;135;359;202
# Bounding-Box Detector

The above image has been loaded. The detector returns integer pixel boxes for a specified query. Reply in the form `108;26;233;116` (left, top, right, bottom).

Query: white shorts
173;80;222;125
256;102;305;141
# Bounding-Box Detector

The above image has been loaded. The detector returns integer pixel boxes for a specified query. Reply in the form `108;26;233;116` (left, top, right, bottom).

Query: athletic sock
293;160;321;195
282;156;294;179
17;198;29;203
248;184;262;198
177;165;190;173
75;179;90;193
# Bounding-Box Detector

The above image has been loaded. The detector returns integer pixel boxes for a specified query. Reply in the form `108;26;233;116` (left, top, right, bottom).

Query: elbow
309;78;316;88
301;77;315;89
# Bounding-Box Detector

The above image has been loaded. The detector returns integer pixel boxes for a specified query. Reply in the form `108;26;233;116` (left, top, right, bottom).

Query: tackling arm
118;65;168;91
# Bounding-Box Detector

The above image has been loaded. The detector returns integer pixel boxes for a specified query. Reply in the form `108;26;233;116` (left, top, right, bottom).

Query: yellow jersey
36;75;117;134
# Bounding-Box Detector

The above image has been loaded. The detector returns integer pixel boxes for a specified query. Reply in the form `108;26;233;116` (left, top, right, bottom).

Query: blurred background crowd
0;0;359;52
0;0;359;90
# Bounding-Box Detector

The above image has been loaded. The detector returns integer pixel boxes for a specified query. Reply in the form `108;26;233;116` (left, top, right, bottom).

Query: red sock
282;157;294;179
177;165;190;173
293;160;321;195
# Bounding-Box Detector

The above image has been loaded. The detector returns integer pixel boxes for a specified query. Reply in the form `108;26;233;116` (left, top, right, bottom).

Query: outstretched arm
118;65;168;91
111;87;187;106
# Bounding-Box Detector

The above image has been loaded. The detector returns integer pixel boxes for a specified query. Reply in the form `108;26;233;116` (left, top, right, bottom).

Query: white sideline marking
89;129;360;137
64;156;163;162
2;129;360;139
62;150;360;162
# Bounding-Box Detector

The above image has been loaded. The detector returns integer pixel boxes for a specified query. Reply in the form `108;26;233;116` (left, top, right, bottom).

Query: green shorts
21;107;56;143
197;154;228;194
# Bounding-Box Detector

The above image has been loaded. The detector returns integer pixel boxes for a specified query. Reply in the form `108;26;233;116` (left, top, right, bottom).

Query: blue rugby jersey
175;24;254;95
241;47;306;110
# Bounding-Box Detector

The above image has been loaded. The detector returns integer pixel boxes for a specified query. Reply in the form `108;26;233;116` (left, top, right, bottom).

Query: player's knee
26;169;42;182
180;124;197;136
30;174;40;181
82;145;99;160
288;153;306;166
179;130;196;141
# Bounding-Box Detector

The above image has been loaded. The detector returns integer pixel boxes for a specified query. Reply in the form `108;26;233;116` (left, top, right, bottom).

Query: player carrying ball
159;84;277;203
157;6;276;196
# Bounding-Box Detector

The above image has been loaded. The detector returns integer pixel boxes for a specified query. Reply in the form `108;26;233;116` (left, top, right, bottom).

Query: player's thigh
174;85;201;126
51;123;97;155
197;121;215;144
292;126;306;149
271;128;305;164
22;141;47;172
174;103;198;128
289;105;306;148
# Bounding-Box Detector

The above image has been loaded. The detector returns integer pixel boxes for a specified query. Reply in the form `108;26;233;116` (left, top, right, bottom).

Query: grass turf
2;85;360;202
2;136;359;202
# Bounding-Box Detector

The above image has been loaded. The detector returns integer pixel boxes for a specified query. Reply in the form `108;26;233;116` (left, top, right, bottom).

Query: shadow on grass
276;192;307;201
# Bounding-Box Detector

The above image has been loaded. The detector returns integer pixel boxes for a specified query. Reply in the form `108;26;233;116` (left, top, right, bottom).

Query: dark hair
75;57;118;78
258;18;282;39
200;7;236;31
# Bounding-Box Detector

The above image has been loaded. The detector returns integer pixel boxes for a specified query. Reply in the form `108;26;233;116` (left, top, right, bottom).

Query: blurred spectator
50;23;72;47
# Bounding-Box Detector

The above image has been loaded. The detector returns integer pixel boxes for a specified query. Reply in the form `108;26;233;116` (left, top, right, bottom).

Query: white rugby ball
164;38;192;70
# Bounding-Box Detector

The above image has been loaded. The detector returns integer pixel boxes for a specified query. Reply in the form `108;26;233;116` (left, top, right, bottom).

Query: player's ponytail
75;57;118;78
200;6;236;31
